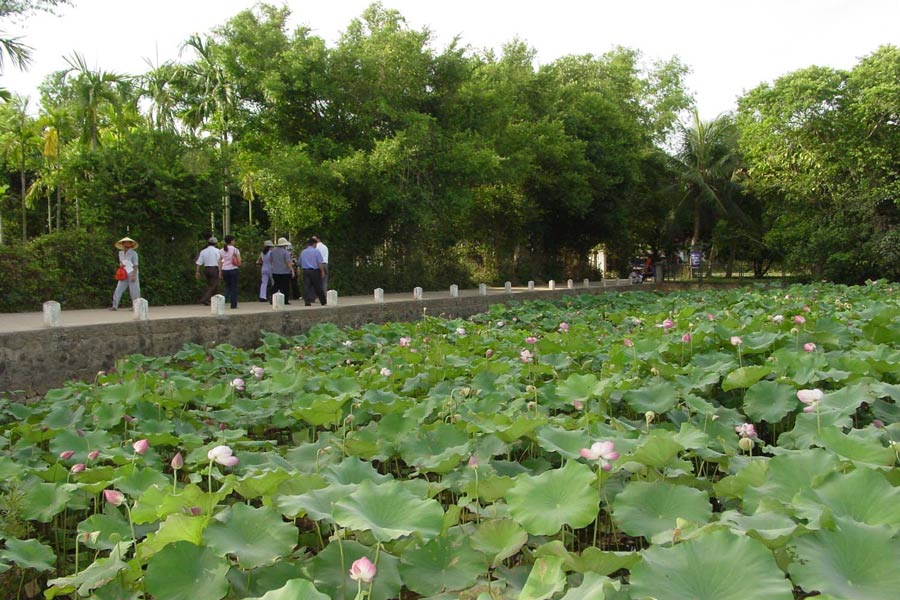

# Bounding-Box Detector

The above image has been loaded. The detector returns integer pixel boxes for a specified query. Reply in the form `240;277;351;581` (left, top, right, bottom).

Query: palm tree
668;111;742;249
139;58;180;131
63;52;129;150
0;95;42;240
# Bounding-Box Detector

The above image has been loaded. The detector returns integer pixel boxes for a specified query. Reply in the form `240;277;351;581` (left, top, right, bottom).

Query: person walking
256;240;275;302
300;237;327;306
219;235;242;309
270;238;295;303
195;237;220;305
287;242;302;300
313;234;329;291
111;236;141;310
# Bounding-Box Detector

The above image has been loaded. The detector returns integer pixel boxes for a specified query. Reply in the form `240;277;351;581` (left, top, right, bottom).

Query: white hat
115;237;138;250
276;237;291;247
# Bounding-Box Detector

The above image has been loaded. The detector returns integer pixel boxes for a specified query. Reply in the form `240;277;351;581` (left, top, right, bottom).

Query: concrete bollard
211;294;225;316
479;283;488;296
414;287;424;300
584;278;590;288
450;284;459;298
272;292;285;310
43;301;61;328
504;281;512;294
549;280;556;290
327;290;338;306
133;298;149;321
567;279;574;289
374;288;384;303
528;281;535;291
602;278;608;288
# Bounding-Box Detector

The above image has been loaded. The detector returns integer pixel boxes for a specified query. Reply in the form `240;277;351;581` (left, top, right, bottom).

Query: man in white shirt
195;237;221;305
313;235;329;291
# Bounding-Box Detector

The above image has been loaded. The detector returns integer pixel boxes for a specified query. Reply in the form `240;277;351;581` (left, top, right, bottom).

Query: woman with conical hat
111;236;141;310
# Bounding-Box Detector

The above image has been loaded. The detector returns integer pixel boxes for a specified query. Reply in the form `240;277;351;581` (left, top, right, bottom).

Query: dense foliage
0;2;897;313
0;282;898;598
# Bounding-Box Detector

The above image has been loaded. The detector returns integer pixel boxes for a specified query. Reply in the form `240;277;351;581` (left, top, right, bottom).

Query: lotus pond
1;281;899;599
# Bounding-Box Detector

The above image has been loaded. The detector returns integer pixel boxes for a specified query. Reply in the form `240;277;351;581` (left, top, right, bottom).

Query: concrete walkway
0;281;636;334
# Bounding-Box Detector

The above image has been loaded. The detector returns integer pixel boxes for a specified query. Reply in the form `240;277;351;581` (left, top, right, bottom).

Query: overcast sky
2;0;898;119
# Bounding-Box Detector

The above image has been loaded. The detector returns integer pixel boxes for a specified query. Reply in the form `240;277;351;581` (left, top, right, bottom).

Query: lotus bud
70;463;86;474
645;411;655;425
526;385;536;394
790;327;799;335
650;367;659;376
344;414;355;424
485;349;494;358
738;437;754;452
59;450;75;460
527;401;537;410
87;450;100;461
171;452;184;470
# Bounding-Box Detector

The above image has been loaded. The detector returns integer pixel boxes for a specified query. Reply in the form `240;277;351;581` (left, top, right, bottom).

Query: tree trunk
691;196;702;248
56;186;61;231
20;168;26;241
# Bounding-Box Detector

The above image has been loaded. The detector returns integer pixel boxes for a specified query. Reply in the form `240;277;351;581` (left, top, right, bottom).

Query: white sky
2;0;898;120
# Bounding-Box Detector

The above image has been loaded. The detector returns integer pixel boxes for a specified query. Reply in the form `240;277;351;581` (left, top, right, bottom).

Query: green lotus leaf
322;457;393;485
742;448;839;512
776;410;851;450
245;578;330;600
534;426;591;460
790;517;900;600
46;550;127;598
576;547;641;576
0;537;56;571
630;529;793;600
203;504;297;569
333;480;444;542
232;469;292;499
559;572;620;600
399;422;470;474
717;510;800;548
138;512;206;560
470;519;528;568
743;380;797;423
291;393;349;426
275;483;355;521
713;458;767;502
819;426;895;467
144;541;229;600
628;430;688;470
520;556;566;600
623;382;678;413
21;481;72;522
612;480;711;540
722;365;771;391
506;460;599;536
131;483;209;524
399;528;485;596
555;374;603;405
673;422;710;450
77;513;133;551
793;467;900;528
307;539;403;600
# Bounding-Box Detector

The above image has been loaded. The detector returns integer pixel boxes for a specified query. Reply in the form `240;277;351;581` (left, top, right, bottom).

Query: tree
62;52;130;150
0;95;40;240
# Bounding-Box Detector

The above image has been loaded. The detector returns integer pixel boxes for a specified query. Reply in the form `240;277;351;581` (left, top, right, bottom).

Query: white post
584;278;590;288
602;278;608;288
327;290;338;306
479;283;488;296
133;298;149;321
413;287;423;300
528;281;535;291
449;284;459;298
211;294;225;316
42;301;61;328
567;279;574;289
549;280;556;290
374;288;384;303
272;292;285;310
504;281;512;294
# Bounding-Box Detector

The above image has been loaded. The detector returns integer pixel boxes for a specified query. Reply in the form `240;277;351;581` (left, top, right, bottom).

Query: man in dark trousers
299;237;327;306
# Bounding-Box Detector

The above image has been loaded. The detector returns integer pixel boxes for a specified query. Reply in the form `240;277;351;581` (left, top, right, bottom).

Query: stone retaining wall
0;283;660;396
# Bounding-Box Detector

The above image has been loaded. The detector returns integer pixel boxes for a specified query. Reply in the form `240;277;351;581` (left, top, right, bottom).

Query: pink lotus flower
519;349;534;363
123;415;135;424
249;365;264;380
171;452;184;470
496;321;505;328
398;336;412;347
623;338;634;348
579;441;620;471
559;322;569;333
70;463;86;474
662;318;675;329
571;399;584;410
485;349;494;359
380;367;392;377
133;439;149;455
772;314;784;324
681;332;692;343
797;388;824;413
207;445;239;467
793;315;806;325
230;378;245;391
467;454;479;469
103;489;125;506
87;450;100;461
735;423;756;438
349;556;377;583
706;313;716;321
456;327;467;336
730;336;743;346
804;342;816;352
525;336;537;345
59;450;75;460
872;419;884;428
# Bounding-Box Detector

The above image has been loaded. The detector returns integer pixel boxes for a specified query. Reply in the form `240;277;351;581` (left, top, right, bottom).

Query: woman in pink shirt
219;235;242;309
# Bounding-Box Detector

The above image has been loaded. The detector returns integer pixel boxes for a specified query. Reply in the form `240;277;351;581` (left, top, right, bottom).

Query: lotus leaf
333;480;444;541
203;503;297;568
612;480;711;539
506;460;599;535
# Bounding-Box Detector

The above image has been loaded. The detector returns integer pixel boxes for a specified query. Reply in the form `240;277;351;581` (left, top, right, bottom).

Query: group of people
258;236;329;306
108;234;329;311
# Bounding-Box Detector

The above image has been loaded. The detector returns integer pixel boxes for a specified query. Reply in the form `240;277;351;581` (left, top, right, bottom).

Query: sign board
690;251;702;268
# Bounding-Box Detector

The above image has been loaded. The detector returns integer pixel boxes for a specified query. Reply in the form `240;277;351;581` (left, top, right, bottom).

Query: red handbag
115;266;128;281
